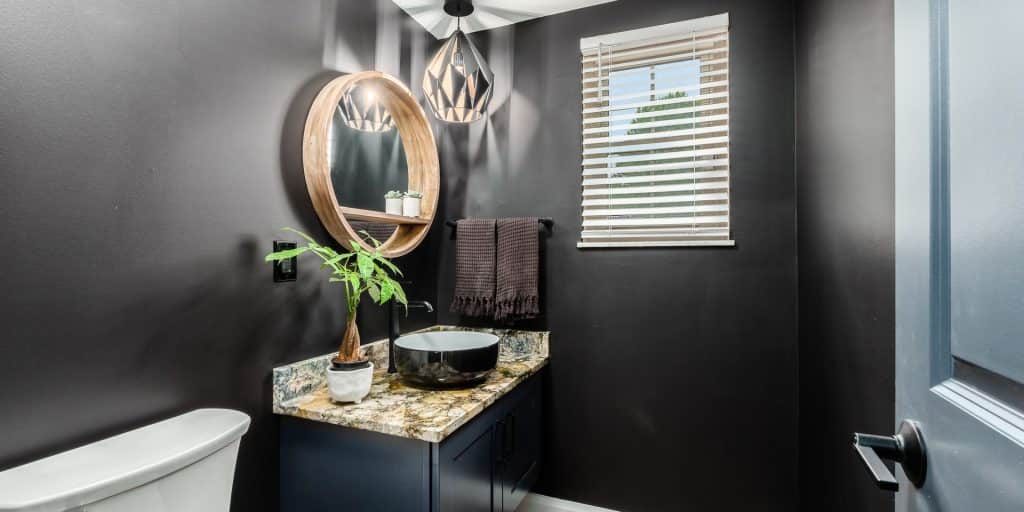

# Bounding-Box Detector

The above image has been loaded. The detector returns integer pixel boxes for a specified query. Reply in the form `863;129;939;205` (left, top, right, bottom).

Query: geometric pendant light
337;81;395;132
422;0;493;123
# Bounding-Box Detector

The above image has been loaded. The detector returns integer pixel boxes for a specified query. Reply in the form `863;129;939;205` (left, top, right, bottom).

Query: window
578;14;733;248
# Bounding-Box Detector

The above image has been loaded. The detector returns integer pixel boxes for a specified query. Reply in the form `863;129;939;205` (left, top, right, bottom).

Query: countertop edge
421;358;548;442
274;357;548;443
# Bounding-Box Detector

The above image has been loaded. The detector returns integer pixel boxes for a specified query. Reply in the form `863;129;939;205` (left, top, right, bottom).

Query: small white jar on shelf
384;191;403;216
402;191;422;218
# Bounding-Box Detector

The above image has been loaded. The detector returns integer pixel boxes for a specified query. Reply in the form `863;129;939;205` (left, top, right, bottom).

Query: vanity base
280;370;544;512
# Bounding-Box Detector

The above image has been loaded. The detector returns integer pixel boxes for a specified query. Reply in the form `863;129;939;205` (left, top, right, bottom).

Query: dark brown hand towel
495;217;540;321
449;219;497;317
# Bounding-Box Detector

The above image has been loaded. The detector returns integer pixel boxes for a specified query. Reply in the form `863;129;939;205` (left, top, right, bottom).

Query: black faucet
387;299;434;373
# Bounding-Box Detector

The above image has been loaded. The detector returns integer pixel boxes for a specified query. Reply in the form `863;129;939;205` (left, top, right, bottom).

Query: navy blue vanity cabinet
435;372;543;512
434;398;502;511
498;374;543;512
280;370;545;512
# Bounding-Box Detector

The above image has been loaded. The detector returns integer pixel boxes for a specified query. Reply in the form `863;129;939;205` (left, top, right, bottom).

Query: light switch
273;241;297;282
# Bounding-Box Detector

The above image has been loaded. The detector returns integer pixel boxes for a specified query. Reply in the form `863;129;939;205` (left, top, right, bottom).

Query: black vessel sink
394;332;500;388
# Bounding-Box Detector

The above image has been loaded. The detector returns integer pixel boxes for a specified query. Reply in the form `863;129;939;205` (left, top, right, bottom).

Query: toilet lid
0;409;250;512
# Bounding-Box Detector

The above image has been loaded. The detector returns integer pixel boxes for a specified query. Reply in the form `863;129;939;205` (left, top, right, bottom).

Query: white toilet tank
0;409;250;512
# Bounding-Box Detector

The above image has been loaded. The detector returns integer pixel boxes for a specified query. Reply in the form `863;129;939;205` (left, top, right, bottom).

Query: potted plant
265;228;407;403
403;191;423;218
384;190;404;216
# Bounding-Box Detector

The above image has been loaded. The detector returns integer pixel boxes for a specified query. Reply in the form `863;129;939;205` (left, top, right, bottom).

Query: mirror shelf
338;206;430;225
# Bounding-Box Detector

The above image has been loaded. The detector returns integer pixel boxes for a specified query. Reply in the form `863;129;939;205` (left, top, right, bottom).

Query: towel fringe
494;293;540;321
450;295;495;317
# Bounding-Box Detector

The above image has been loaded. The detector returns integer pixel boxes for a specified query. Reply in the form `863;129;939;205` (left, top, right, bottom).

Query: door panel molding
927;0;1024;430
926;0;952;387
932;380;1024;448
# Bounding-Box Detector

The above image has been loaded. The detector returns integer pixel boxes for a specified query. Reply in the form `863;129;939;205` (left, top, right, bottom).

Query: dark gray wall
0;1;436;510
795;0;895;510
0;0;896;509
436;2;799;510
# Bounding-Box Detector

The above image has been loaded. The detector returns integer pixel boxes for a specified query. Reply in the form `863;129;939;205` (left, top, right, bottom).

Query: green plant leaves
356;253;374;278
391;280;407;305
379;280;394;304
282;227;317;243
373;254;402;276
366;281;381;302
347;273;360;296
321;253;351;268
266;227;410;313
264;246;309;261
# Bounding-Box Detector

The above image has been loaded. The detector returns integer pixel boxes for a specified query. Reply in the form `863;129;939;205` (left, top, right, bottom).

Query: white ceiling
392;0;617;39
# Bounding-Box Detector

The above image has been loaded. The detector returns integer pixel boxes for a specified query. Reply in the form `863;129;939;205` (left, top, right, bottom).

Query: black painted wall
795;0;895;510
0;1;437;510
0;0;898;510
435;2;799;510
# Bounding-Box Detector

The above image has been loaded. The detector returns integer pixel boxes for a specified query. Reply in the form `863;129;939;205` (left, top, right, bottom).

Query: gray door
894;0;1024;509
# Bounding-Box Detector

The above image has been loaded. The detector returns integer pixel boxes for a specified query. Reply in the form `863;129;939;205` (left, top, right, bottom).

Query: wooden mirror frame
302;71;439;257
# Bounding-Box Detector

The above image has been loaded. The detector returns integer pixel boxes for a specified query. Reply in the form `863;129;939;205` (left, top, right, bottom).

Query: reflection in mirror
352;222;400;246
338;81;395;132
328;93;408;242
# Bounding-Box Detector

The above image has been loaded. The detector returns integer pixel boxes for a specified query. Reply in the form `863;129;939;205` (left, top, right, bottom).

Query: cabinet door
437;404;501;512
438;426;495;512
499;377;543;512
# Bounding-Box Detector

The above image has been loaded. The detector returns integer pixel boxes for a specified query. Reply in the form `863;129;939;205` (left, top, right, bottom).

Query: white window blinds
578;14;734;248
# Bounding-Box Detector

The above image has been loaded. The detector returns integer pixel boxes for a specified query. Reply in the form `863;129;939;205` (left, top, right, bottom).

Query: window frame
577;13;734;249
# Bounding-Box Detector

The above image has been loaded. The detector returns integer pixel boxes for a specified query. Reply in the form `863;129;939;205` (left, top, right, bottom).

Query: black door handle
852;420;927;492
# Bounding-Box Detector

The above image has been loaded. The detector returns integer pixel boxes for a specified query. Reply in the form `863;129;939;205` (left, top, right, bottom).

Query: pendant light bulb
453;49;465;71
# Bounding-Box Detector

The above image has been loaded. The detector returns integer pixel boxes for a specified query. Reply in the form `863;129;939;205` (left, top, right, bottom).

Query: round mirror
302;71;439;257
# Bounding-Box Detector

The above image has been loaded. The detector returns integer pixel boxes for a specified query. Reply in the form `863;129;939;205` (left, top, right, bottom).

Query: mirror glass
328;94;407;242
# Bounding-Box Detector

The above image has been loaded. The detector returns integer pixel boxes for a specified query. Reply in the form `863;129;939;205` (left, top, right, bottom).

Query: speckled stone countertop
272;326;548;443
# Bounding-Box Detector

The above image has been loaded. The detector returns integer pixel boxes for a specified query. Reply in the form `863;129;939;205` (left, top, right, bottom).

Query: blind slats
583;203;729;217
582;159;727;176
582;66;728;95
582;215;730;228
582;169;729;186
579;17;732;248
583;145;728;166
582;191;729;207
583;113;729;135
582;180;728;197
582;74;729;104
582;135;729;156
582;24;728;50
583;93;729;124
581;230;730;240
585;33;729;64
582;226;730;236
581;83;728;113
582;54;728;80
583;122;727;144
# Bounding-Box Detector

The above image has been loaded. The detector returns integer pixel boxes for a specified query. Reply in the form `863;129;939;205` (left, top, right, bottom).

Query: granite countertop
272;326;549;443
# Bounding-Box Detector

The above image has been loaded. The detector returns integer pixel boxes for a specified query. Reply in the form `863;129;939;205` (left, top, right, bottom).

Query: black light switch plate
273;241;297;282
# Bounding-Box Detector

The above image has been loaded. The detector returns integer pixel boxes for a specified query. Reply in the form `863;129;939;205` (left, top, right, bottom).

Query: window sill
577;240;736;249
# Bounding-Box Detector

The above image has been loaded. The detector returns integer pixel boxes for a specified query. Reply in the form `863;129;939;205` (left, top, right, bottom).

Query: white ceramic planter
326;363;374;403
402;196;421;217
385;197;403;216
